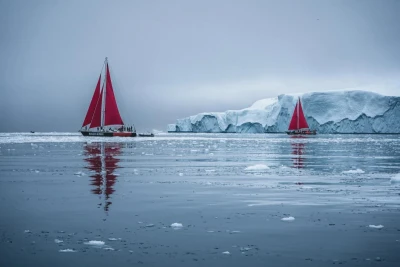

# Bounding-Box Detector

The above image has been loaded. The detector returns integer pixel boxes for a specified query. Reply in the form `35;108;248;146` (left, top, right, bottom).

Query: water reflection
83;143;122;213
291;138;306;169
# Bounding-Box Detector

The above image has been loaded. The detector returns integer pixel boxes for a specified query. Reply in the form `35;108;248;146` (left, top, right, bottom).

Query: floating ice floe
244;164;270;171
342;169;365;174
281;216;295;221
222;251;230;255
369;225;384;229
171;223;183;229
390;173;400;183
103;247;115;251
108;238;121;241
84;240;105;246
54;239;63;243
74;171;85;176
59;249;77;252
178;173;184;176
24;230;31;233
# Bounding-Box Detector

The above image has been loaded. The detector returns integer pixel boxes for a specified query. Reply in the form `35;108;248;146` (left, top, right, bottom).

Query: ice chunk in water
54;239;63;243
390;173;400;183
59;249;77;252
108;237;121;241
84;240;105;246
281;216;295;221
369;225;384;229
244;164;270;171
342;169;365;174
171;223;183;229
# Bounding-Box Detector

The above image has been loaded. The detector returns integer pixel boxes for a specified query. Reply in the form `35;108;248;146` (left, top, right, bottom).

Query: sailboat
286;97;316;135
80;58;136;137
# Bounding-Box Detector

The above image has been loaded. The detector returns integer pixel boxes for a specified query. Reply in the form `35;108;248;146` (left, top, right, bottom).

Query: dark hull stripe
80;131;137;137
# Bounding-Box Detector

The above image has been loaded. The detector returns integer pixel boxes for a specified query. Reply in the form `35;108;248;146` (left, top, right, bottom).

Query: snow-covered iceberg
168;90;400;133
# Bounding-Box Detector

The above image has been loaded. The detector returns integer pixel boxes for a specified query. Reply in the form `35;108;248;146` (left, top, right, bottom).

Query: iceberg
168;90;400;133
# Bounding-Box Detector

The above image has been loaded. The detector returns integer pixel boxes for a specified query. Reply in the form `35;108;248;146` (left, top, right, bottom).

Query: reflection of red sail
291;141;305;169
84;143;122;212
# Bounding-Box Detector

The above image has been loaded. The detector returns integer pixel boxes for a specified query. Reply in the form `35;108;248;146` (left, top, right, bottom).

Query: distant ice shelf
167;90;400;134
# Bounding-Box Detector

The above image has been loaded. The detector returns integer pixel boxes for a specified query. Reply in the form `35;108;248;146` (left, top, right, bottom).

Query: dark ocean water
0;133;399;266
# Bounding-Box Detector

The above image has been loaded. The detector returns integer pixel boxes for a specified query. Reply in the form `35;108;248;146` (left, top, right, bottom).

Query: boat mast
101;57;108;128
297;98;299;130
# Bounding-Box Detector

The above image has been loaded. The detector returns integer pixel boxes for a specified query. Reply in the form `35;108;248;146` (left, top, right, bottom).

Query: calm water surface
0;133;399;266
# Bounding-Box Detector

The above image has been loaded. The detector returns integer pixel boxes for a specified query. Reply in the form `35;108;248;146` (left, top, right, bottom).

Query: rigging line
106;60;128;125
89;80;104;128
101;59;108;127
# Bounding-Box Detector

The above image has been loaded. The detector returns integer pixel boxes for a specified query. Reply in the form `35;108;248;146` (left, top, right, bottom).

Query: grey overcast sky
0;0;399;132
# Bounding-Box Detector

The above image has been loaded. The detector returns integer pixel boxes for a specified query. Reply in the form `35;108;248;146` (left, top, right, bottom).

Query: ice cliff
167;90;400;133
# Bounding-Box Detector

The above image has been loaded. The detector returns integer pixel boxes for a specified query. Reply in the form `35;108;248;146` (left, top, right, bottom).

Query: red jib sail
288;98;309;130
82;75;101;127
104;64;124;126
90;88;103;128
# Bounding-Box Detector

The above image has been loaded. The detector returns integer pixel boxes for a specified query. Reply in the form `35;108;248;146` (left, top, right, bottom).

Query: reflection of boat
291;140;305;169
286;97;316;135
80;58;136;137
138;133;154;137
84;142;121;212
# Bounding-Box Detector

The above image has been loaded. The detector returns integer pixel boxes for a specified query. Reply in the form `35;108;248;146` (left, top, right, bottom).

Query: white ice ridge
168;90;400;133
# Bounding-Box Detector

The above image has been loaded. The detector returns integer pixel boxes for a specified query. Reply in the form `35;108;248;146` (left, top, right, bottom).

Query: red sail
288;98;309;130
90;88;103;128
104;64;124;126
297;99;309;129
82;75;101;127
288;101;299;130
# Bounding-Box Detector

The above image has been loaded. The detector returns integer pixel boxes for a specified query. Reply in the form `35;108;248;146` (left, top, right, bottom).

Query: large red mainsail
89;89;103;128
82;75;101;127
104;64;124;126
288;98;309;130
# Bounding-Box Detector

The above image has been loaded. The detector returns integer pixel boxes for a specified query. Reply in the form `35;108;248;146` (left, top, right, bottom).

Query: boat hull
80;131;137;137
286;130;317;135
